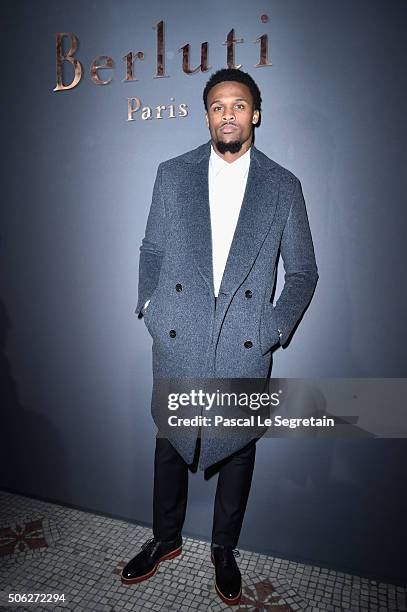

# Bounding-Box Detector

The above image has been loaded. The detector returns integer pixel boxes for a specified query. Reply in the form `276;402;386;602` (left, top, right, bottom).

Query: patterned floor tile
0;491;405;612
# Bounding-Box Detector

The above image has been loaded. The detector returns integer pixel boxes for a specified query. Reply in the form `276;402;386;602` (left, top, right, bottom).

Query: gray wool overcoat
136;140;318;470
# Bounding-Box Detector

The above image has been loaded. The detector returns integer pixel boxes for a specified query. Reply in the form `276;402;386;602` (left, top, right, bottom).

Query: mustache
220;122;238;128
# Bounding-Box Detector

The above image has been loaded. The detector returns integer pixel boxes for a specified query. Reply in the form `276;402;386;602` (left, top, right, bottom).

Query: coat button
169;330;177;338
175;283;183;292
244;340;253;349
245;289;253;298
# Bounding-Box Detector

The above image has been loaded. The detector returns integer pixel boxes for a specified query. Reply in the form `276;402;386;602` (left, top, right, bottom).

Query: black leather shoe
211;544;242;605
121;536;182;584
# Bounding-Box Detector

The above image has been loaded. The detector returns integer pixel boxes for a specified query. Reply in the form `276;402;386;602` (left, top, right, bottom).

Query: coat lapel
218;147;280;296
185;147;214;294
185;142;280;299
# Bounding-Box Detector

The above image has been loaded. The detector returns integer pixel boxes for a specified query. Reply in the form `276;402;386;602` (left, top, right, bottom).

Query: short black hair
203;68;262;112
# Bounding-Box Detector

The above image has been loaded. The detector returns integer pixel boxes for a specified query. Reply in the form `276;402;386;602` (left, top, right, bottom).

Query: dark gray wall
1;0;406;584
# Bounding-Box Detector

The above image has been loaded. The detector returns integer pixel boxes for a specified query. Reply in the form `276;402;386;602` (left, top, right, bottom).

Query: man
121;68;318;606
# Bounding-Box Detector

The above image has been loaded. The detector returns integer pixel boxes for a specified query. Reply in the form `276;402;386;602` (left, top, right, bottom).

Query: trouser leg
153;437;189;541
211;439;257;548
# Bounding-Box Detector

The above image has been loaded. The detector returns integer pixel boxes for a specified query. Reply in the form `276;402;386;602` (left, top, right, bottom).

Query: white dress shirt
208;144;251;296
143;144;251;312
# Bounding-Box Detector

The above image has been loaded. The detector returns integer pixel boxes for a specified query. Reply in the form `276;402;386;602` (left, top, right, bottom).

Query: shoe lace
216;547;240;566
140;537;160;555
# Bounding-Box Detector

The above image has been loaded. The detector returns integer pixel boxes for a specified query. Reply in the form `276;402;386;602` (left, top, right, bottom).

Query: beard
216;139;242;154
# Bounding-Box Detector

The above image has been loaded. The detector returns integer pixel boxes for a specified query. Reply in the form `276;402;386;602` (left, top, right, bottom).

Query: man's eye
213;106;222;111
235;104;245;109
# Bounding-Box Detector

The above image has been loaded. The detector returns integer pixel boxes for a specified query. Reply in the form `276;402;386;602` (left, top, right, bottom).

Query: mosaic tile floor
0;491;405;611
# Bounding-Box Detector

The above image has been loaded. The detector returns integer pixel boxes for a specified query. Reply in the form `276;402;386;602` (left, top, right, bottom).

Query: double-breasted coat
136;140;318;470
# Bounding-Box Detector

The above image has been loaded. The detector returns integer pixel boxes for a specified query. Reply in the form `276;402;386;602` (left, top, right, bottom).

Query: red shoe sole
121;545;182;585
211;552;242;606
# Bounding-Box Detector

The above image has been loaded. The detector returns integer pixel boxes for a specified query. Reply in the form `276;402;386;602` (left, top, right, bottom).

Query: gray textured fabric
136;140;318;470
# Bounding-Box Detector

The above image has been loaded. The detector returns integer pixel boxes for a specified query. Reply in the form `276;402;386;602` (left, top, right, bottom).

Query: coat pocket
143;287;160;333
259;300;280;355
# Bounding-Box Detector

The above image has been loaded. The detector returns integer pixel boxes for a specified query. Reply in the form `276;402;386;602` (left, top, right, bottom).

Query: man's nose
222;109;236;122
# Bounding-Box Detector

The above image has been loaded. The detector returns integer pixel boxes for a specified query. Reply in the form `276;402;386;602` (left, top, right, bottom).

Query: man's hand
137;299;151;319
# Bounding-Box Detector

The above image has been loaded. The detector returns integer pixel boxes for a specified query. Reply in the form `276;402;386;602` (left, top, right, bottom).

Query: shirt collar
209;144;251;178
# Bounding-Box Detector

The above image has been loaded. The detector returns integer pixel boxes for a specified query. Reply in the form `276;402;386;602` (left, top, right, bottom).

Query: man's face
205;81;259;155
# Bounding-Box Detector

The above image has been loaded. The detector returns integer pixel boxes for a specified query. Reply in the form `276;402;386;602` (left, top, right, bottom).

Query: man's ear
252;110;260;125
205;112;209;128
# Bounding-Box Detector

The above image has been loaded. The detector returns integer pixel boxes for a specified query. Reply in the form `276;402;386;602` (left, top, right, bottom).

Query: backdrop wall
1;0;406;583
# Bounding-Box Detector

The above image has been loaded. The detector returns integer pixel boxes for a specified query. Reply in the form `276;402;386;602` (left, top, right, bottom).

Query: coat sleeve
135;163;167;317
269;178;319;347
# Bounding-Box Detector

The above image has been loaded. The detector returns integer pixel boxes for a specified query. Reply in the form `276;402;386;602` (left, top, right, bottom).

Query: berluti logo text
53;15;272;122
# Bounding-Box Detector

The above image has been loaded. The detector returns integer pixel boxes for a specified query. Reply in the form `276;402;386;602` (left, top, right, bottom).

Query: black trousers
152;436;257;548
